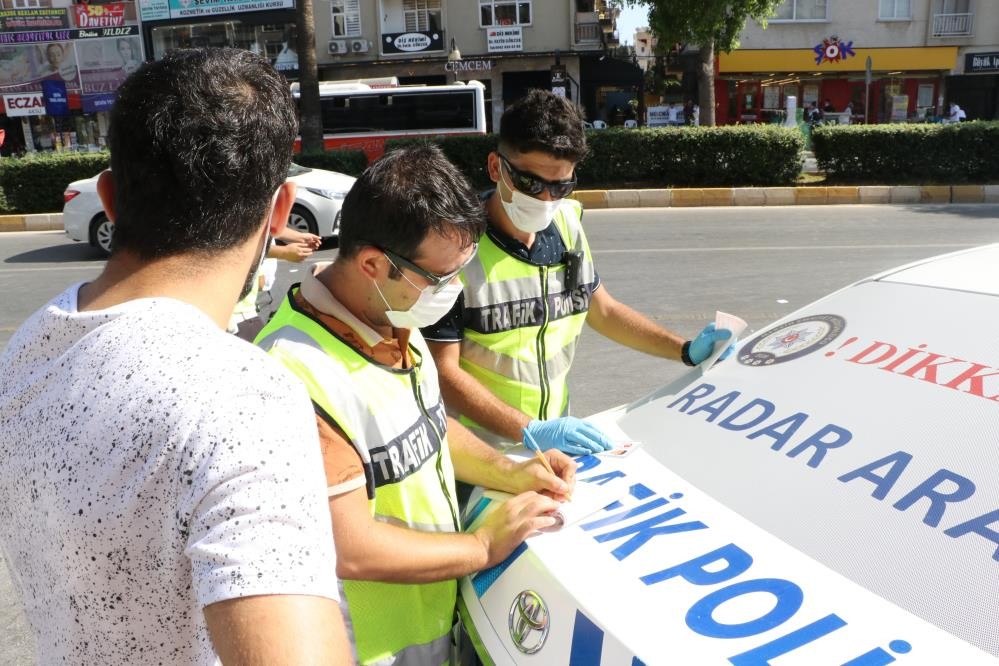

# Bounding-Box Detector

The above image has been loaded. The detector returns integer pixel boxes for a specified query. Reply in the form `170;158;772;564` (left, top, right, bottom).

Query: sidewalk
1;185;998;232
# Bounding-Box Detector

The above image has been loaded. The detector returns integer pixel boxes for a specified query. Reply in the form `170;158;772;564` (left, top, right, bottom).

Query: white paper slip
484;477;629;532
701;310;748;373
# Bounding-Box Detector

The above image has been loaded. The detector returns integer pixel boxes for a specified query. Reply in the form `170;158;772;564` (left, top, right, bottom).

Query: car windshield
287;163;312;178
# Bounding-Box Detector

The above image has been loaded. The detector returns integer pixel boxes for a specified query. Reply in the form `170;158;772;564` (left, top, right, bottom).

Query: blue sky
616;4;649;46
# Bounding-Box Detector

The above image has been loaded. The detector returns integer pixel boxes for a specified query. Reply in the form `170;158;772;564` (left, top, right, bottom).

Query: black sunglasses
380;244;477;294
499;154;577;199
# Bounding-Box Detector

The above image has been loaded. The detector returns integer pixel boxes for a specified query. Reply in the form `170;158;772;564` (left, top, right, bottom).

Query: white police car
459;244;999;664
62;163;354;257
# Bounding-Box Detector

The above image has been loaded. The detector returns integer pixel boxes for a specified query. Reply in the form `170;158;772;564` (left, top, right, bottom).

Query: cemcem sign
3;92;46;117
443;59;492;73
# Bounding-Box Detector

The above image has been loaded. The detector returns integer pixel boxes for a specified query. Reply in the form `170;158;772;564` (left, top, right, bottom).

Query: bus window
321;90;475;134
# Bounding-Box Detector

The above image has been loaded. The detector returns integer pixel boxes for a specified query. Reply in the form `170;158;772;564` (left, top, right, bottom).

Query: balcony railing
575;20;602;44
932;12;973;36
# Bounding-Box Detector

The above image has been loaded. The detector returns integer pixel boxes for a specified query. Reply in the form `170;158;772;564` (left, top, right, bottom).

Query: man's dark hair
498;89;587;162
108;48;297;258
338;144;485;262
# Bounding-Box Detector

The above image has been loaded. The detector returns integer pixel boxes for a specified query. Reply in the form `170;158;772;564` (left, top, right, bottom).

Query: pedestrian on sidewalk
0;48;349;665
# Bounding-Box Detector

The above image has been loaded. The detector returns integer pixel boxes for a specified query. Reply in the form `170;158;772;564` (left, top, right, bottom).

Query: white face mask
373;276;463;329
498;170;561;234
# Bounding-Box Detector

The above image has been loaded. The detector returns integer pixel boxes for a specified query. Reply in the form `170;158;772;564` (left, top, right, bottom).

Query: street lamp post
447;38;462;83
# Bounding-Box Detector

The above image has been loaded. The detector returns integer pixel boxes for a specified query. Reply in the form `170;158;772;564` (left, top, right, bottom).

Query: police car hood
461;245;999;664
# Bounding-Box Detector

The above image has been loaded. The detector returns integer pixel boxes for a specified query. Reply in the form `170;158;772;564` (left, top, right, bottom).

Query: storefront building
310;0;624;130
715;0;999;124
136;0;299;78
717;45;956;124
0;1;143;155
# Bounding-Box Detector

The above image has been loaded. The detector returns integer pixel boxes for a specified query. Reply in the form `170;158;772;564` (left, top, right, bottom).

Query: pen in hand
524;429;571;501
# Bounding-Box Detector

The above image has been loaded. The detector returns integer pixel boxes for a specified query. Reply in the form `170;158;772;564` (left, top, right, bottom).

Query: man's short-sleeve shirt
0;285;339;664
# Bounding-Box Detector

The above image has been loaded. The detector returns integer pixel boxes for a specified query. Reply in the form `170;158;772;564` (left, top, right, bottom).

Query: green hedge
0;152;109;214
812;122;999;183
295;149;368;177
388;126;804;188
387;135;497;189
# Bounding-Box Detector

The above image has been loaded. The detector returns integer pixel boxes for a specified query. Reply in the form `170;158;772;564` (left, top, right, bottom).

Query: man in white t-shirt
0;48;349;664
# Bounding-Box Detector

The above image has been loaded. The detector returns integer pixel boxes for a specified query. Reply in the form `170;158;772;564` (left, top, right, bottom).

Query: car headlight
305;187;348;200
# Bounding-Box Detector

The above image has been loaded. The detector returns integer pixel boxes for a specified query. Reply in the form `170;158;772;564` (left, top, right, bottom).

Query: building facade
715;0;999;124
0;0;143;155
309;0;624;129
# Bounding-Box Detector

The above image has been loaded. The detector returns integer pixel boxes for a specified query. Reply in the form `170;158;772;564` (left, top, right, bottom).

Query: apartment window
479;0;532;27
939;0;969;14
772;0;826;21
404;0;442;32
879;0;911;19
332;0;361;37
10;0;42;7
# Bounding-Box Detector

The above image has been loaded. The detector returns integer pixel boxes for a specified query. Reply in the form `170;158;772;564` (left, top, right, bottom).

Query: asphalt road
1;203;998;662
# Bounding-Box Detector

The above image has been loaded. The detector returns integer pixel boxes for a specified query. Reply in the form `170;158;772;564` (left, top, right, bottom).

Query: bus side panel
323;136;387;162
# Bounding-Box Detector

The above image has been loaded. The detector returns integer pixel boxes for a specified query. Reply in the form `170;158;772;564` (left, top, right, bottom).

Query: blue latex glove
688;322;735;365
523;417;615;456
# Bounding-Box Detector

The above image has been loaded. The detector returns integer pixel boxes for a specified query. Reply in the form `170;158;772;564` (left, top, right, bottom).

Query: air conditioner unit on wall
328;40;349;55
350;39;369;53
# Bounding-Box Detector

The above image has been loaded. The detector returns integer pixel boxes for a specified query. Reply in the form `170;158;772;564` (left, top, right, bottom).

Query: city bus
291;77;487;161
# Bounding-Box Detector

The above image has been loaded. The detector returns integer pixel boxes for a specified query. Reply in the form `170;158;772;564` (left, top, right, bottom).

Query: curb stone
0;213;64;232
2;186;998;232
563;185;999;209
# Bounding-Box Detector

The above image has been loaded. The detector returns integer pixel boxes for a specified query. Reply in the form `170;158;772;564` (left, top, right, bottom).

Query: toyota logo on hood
508;590;550;654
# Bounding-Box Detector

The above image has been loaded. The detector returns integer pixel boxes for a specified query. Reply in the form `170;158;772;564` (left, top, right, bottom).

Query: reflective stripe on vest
256;289;458;665
457;200;596;446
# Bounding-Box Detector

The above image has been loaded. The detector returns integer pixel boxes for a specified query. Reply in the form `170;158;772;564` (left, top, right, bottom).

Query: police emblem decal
738;314;847;367
508;590;550;654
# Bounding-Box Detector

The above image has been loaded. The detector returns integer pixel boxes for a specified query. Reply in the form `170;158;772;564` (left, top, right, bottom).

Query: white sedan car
63;163;354;256
460;245;999;664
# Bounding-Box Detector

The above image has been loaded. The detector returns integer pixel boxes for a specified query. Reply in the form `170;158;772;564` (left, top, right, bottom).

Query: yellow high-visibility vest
457;199;597;447
257;291;459;665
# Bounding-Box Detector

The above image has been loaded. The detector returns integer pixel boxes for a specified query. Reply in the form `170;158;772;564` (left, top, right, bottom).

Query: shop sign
965;52;999;74
2;92;47;117
813;36;855;66
83;92;117;113
42;79;69;116
646;105;669;127
444;58;492;73
383;31;442;54
74;4;128;29
487;26;521;53
0;26;138;44
138;0;170;21
0;8;69;32
166;0;294;19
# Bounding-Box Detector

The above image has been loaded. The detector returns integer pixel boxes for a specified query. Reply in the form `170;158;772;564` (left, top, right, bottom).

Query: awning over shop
719;47;958;73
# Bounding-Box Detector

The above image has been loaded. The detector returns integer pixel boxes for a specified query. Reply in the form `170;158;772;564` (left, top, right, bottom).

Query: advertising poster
0;43;80;94
41;78;69;116
0;8;70;31
74;3;129;28
77;36;141;94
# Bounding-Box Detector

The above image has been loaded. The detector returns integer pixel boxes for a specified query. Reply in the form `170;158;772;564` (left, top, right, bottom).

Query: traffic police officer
256;145;575;665
422;90;735;454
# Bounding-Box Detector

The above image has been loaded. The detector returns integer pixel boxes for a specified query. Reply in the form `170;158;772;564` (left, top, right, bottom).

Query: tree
295;0;323;154
632;0;783;125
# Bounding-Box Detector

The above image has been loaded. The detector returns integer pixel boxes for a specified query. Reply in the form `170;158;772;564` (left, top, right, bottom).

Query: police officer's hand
474;492;560;567
510;450;575;502
687;322;735;365
523;417;614;456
